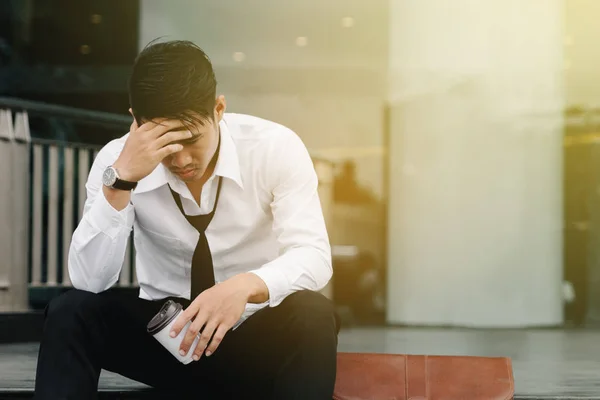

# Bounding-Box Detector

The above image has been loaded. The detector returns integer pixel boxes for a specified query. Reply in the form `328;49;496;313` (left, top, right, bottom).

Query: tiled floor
2;327;600;398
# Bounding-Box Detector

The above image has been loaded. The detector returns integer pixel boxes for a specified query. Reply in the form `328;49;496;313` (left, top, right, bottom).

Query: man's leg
33;288;214;399
208;290;340;400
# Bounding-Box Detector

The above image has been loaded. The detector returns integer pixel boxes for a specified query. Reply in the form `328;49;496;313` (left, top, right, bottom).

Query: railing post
46;144;59;286
11;111;31;311
0;109;13;311
30;143;43;287
62;147;75;286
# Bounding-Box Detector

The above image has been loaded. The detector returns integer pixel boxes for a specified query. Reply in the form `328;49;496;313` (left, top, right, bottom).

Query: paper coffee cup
147;300;201;365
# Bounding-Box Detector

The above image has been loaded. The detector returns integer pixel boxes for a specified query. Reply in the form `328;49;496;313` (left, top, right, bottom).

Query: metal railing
0;98;138;311
27;140;138;289
0;97;131;131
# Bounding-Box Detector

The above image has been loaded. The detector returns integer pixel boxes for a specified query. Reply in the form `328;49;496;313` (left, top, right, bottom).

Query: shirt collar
214;117;243;189
133;115;243;194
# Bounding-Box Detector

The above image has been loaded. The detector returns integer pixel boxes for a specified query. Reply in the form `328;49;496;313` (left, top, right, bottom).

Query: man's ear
129;108;141;125
214;95;227;122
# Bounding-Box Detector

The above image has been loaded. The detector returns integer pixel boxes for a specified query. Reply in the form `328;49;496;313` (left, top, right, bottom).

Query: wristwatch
102;166;138;191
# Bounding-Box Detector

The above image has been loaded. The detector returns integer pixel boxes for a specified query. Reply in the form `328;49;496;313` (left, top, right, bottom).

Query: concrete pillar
0;110;30;312
386;0;565;327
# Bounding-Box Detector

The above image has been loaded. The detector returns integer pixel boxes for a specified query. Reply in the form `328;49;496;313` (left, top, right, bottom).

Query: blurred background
0;0;597;330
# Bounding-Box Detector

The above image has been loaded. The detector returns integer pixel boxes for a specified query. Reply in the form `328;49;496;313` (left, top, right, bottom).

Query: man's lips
175;168;196;176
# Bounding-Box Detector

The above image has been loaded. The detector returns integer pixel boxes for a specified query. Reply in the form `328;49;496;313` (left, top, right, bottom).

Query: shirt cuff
248;264;290;307
85;189;134;238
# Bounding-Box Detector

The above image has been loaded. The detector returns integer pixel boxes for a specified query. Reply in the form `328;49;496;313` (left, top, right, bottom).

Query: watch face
102;167;117;187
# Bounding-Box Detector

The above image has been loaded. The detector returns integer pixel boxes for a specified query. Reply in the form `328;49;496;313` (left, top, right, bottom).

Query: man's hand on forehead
138;118;204;142
136;118;186;135
111;116;195;182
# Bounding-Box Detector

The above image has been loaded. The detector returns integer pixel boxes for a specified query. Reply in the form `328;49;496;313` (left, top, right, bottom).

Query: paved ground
2;327;600;398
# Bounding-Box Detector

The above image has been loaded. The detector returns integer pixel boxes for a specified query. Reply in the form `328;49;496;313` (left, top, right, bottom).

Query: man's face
133;96;226;183
159;115;220;182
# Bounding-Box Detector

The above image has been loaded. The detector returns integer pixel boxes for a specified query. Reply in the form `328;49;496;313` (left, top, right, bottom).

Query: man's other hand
169;273;268;361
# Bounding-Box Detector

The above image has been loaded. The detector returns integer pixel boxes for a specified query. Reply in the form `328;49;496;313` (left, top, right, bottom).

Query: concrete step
0;312;44;344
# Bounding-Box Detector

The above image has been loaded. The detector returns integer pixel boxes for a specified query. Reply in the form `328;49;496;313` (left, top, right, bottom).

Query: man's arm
248;129;332;307
68;140;135;292
68;117;194;292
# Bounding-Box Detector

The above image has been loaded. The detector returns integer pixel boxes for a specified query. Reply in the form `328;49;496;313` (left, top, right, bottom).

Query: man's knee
280;290;339;334
45;289;103;329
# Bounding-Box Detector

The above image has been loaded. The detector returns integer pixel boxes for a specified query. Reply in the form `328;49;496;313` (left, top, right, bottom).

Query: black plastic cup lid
147;300;183;335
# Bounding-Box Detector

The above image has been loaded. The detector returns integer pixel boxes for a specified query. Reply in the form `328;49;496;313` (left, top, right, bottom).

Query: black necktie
169;176;223;299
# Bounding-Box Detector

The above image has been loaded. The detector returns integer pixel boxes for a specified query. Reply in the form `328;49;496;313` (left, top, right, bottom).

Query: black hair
128;39;217;127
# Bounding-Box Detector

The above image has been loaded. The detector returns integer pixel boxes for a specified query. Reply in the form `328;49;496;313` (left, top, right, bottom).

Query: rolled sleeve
85;187;134;237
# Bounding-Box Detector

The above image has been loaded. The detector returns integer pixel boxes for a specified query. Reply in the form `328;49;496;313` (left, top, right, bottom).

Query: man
34;40;339;399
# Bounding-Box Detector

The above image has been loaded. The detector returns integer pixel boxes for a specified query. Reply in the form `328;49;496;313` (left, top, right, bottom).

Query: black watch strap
112;178;138;191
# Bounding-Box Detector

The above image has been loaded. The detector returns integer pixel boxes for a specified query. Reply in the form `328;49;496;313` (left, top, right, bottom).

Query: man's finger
179;311;209;356
169;304;198;338
157;143;184;160
192;320;218;361
131;117;168;134
154;130;193;149
205;324;230;357
147;119;189;137
129;116;138;134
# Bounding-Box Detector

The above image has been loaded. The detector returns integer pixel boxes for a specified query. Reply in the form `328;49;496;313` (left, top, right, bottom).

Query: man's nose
170;151;192;168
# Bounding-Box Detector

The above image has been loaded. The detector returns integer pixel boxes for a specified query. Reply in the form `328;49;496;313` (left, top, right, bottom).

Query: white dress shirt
68;113;332;324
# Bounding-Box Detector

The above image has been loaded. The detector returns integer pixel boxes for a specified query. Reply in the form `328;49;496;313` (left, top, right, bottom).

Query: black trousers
33;288;340;400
